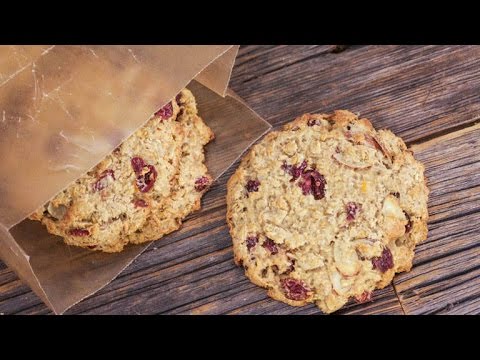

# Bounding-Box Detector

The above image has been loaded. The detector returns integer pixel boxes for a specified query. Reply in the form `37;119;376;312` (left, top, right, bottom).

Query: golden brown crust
227;111;429;313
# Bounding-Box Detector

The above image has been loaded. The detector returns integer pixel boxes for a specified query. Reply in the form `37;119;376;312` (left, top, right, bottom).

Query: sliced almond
382;195;408;239
263;223;291;245
282;139;298;156
332;153;372;170
333;241;360;277
47;202;68;220
382;195;405;219
353;238;382;259
330;270;353;295
365;134;392;160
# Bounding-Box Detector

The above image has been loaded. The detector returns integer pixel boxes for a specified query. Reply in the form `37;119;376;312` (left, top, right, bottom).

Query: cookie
127;89;214;244
227;111;429;313
30;93;187;252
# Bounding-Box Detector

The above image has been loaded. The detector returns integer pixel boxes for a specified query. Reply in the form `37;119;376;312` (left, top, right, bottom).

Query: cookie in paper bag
31;89;214;252
127;89;215;244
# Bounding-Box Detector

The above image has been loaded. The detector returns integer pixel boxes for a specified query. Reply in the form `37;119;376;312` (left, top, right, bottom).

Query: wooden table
1;45;479;315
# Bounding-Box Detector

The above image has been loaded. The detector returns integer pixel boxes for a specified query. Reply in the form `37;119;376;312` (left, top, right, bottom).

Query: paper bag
0;45;271;314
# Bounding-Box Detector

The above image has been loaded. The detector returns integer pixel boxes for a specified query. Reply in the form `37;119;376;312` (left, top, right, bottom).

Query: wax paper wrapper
0;45;271;314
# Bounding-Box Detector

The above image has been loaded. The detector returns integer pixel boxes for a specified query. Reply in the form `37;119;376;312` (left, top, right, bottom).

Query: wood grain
0;45;479;315
392;126;480;314
232;45;480;143
411;124;480;224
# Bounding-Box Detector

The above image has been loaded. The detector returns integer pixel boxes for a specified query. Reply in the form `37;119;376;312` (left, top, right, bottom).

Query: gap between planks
391;281;407;315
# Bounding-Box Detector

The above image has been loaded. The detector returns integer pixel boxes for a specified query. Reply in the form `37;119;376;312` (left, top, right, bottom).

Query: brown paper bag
0;45;271;314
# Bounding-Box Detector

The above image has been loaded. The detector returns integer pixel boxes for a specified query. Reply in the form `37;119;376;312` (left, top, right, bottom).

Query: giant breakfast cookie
227;111;429;313
127;89;214;244
30;89;213;253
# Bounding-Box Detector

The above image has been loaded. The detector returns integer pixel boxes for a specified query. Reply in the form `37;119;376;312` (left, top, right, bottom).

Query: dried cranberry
69;228;90;237
262;238;278;255
281;160;307;182
154;101;173;120
246;179;260;192
136;165;157;193
194;176;210;192
346;202;361;221
372;248;394;273
246;235;258;251
92;169;115;192
282;160;326;200
355;291;372;303
405;212;412;233
131;157;145;174
131;157;157;193
298;169;326;200
133;199;148;208
281;278;311;301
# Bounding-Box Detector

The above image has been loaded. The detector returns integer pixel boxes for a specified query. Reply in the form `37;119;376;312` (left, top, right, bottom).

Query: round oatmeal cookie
30;98;186;252
227;111;429;313
127;88;214;244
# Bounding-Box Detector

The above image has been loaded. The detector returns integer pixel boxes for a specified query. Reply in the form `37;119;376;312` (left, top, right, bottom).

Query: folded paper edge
0;224;56;313
55;245;149;314
227;88;272;134
195;45;240;97
208;89;272;182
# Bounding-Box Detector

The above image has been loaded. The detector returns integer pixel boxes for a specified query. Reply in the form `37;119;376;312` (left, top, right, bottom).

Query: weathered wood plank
74;251;241;314
68;231;233;312
412;124;480;223
393;126;480;314
231;45;480;143
171;286;272;315
0;277;43;314
15;303;51;315
235;45;340;83
435;295;480;315
394;238;480;315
